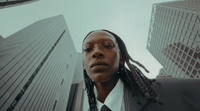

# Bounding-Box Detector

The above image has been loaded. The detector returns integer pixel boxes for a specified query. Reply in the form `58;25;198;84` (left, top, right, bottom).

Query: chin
90;74;110;83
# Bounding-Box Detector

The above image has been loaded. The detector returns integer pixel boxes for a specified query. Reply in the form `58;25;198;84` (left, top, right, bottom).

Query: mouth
91;61;108;68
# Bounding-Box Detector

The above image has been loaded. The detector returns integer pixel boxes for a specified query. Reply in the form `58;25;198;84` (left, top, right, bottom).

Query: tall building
0;15;84;111
147;0;200;78
0;0;38;9
0;35;3;40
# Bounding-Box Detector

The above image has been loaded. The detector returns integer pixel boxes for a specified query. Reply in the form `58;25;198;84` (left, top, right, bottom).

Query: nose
92;47;104;58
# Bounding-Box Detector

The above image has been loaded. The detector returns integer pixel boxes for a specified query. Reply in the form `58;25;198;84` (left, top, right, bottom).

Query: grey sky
0;0;175;78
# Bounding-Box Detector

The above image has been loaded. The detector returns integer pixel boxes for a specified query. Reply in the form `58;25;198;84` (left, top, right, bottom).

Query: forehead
83;31;116;45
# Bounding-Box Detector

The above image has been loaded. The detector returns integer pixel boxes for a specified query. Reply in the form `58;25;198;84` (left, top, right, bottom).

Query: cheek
110;52;120;69
83;59;89;71
83;53;90;65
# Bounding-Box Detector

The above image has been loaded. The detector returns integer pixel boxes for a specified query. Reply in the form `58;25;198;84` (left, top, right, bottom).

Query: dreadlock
82;29;162;111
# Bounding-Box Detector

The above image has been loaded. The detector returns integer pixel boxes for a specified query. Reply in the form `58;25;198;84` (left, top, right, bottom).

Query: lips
91;61;108;68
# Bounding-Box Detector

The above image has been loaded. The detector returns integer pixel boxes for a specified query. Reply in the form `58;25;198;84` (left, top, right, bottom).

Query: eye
84;47;92;52
104;44;113;48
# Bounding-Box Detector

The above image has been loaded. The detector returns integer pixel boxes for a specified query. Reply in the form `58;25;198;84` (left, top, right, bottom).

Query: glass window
187;13;192;20
176;56;180;62
173;9;176;16
189;22;194;30
181;44;185;50
175;25;179;32
182;28;187;35
184;47;189;53
170;50;174;56
61;79;64;85
186;31;191;38
176;10;180;17
172;59;175;63
195;62;200;69
180;20;185;27
177;42;181;48
190;59;195;66
189;49;194;56
188;65;193;72
173;54;177;59
186;56;191;62
184;21;189;28
190;31;197;40
52;100;57;110
183;12;187;19
184;62;188;68
192;69;197;75
182;68;186;72
172;24;175;30
189;32;195;40
183;38;188;44
66;64;69;69
180;35;184;42
178;64;182;69
176;19;180;25
180;59;184;65
187;39;193;47
182;52;187;59
175;48;179;53
186;71;190;76
192;42;197;49
175;62;178;65
178;27;183;34
11;100;17;107
191;14;197;22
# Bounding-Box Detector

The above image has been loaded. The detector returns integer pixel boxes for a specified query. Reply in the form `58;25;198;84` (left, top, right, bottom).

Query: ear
119;52;124;65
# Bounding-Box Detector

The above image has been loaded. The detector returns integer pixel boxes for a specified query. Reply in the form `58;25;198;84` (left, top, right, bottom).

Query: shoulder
123;77;200;111
152;77;200;91
152;77;200;100
153;77;200;87
154;77;200;82
144;78;200;111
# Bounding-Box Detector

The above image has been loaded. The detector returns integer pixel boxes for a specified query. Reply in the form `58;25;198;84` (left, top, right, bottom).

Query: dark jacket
124;77;200;111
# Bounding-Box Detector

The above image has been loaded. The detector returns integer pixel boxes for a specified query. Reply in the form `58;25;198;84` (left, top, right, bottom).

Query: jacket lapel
123;87;149;111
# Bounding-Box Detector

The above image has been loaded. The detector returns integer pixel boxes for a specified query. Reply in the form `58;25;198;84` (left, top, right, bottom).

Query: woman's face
82;31;122;83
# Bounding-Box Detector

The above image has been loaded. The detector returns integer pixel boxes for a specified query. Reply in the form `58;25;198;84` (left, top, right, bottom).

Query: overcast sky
0;0;176;78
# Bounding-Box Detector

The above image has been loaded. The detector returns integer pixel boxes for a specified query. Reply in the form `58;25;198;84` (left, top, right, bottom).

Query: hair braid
84;70;98;111
119;64;141;104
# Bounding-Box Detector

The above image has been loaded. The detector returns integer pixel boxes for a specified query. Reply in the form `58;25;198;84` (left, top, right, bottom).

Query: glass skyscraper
0;0;38;9
0;15;84;111
147;0;199;78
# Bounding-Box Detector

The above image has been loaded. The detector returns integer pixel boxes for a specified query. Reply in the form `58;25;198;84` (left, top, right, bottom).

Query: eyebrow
84;37;115;45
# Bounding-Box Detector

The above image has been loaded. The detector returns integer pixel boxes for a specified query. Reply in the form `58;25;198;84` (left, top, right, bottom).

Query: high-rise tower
147;0;200;78
0;15;83;111
0;0;38;9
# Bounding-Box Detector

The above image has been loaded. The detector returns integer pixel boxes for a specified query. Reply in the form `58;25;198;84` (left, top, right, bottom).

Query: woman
82;29;200;111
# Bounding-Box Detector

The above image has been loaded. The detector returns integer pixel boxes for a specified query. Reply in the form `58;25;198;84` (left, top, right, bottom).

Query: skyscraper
0;35;3;40
147;0;200;78
0;15;84;111
0;0;38;9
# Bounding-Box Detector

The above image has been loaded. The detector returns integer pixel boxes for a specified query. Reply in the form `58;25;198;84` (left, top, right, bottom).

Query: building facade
0;0;38;9
147;0;200;78
0;15;84;111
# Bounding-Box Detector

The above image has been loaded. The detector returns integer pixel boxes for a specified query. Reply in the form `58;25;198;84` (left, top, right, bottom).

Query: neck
94;76;119;103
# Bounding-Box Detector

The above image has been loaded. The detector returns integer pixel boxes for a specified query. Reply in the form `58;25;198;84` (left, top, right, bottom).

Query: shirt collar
96;79;124;111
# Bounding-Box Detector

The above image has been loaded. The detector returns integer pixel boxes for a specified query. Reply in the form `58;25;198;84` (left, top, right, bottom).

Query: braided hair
82;29;162;111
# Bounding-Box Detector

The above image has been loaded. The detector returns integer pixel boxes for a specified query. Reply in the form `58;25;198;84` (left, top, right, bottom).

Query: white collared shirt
95;79;124;111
